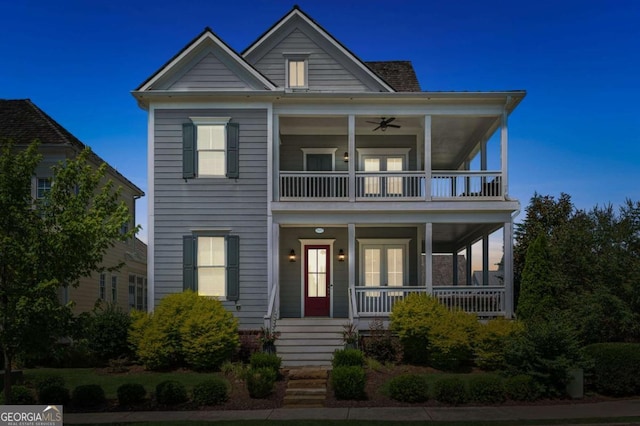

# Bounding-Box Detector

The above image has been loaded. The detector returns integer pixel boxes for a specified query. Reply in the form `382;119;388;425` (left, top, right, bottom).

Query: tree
0;139;134;402
516;234;558;321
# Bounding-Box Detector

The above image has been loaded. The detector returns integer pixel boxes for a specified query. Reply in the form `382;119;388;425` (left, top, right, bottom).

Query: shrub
427;311;478;372
331;366;366;400
0;385;36;404
192;378;229;405
249;352;282;374
233;331;261;363
332;349;365;368
362;318;403;364
387;374;429;403
584;343;640;396
117;383;147;406
433;377;468;405
71;384;106;408
87;303;132;362
34;375;65;394
246;367;276;399
155;380;188;405
466;374;505;404
504;375;540;401
474;318;525;371
38;385;70;405
130;291;239;370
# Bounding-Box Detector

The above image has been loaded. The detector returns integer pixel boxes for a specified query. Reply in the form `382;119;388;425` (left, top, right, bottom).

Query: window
37;178;52;199
358;148;411;197
359;239;410;293
183;234;240;301
136;276;144;311
99;273;106;300
111;276;118;302
128;274;147;311
288;59;307;88
183;118;239;179
128;275;136;309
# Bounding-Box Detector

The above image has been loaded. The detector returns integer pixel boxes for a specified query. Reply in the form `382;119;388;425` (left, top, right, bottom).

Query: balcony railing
278;171;502;201
354;285;506;317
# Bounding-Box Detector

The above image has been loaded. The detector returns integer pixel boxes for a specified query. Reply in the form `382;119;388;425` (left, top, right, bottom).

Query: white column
425;223;433;293
482;234;489;286
466;244;473;285
424;115;432;200
501;99;510;198
272;114;279;201
504;221;514;318
348;223;356;289
348;115;356;202
272;222;279;313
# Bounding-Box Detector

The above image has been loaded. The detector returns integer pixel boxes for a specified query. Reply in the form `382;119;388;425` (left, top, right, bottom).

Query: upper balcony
274;114;509;203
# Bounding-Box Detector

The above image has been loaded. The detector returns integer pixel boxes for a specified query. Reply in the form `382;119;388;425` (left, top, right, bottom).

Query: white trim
189;116;231;125
298;238;336;318
301;147;337;171
357;147;411;171
139;32;276;92
357;238;411;288
284;54;309;89
147;105;155;311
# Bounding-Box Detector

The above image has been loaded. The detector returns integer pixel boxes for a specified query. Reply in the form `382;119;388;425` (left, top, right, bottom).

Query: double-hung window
183;118;239;179
37;177;52;199
285;54;308;89
99;273;106;300
111;275;118;302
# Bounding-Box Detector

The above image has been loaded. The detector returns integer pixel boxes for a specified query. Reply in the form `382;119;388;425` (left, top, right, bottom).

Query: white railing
263;284;279;330
354;285;506;317
355;171;424;199
432;171;502;199
280;172;348;199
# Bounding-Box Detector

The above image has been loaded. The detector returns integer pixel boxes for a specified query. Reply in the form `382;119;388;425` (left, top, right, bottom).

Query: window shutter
183;123;196;179
226;122;239;179
183;235;196;291
226;235;240;301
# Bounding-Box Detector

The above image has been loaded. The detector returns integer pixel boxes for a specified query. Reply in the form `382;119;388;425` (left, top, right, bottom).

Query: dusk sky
2;0;639;245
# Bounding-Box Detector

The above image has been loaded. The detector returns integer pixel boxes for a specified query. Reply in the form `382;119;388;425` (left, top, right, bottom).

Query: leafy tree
0;139;134;402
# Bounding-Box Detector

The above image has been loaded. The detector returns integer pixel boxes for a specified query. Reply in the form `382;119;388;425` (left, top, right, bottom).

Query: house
0;99;147;314
133;6;524;365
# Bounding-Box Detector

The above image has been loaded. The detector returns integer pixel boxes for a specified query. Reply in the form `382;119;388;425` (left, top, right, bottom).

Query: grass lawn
23;367;213;399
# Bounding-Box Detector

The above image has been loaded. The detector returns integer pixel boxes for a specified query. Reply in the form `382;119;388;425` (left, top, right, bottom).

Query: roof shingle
365;61;422;92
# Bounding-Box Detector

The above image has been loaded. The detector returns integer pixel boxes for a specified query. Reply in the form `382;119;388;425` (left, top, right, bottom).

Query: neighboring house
0;99;147;314
133;6;524;365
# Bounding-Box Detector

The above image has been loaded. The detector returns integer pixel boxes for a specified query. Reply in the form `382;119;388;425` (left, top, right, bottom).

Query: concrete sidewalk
65;399;640;424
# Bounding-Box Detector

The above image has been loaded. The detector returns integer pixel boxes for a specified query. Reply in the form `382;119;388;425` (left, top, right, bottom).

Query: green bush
117;383;147;406
192;378;229;405
387;374;429;403
71;384;106;408
246;367;276;399
474;318;524;371
155;380;188;405
584;343;640;396
331;366;366;400
466;374;505;404
34;375;65;394
362;318;403;364
129;291;239;370
332;349;365;368
0;385;36;404
87;303;132;362
427;311;478;371
504;375;540;401
433;377;468;405
249;352;282;374
38;384;70;405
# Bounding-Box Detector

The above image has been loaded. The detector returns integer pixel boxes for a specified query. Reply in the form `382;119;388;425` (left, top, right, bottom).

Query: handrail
264;283;278;329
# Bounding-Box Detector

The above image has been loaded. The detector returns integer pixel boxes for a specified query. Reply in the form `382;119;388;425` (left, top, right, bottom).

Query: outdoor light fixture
289;249;296;262
343;152;349;163
338;249;345;262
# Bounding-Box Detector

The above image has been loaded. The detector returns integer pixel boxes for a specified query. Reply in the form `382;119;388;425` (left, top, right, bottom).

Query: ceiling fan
367;117;401;132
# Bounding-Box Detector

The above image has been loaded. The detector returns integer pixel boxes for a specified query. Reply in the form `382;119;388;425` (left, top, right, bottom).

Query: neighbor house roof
0;99;144;196
365;61;422;92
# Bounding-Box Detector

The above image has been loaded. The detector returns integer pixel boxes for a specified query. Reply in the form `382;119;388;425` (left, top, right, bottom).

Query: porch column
452;250;458;286
501;98;510;198
466;244;473;285
425;223;433;293
423;115;432;200
348;223;356;319
348;115;356;202
272;222;280;318
482;234;489;286
504;221;514;318
273;114;279;201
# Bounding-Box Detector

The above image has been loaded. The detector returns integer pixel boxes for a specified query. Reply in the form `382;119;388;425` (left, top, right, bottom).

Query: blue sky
2;0;639;244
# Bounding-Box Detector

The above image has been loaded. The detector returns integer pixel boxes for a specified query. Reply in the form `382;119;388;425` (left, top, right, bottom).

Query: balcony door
304;245;331;316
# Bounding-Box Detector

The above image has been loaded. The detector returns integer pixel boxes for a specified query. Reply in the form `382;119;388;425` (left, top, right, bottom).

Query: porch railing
354;285;506;317
264;283;279;330
280;172;348;199
432;171;502;199
355;171;424;199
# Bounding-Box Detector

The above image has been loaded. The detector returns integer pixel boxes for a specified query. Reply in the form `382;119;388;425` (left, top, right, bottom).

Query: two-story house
133;6;525;366
0;99;147;314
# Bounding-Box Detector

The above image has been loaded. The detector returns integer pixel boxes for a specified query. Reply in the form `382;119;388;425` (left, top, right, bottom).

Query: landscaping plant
332;348;365;368
584;342;640;396
117;383;147;406
246;367;276;399
155;380;188;405
192;378;229;405
387;374;429;403
330;366;366;400
71;384;106;408
466;374;505;404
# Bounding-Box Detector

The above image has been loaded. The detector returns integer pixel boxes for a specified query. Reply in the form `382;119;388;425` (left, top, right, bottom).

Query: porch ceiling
433;222;503;253
278;115;499;169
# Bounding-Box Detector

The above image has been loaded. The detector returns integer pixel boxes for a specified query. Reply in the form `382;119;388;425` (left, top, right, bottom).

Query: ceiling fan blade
366;121;380;125
387;124;401;128
384;117;396;124
372;125;381;131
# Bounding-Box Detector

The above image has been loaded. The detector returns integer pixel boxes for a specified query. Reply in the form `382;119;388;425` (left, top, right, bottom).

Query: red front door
304;245;330;316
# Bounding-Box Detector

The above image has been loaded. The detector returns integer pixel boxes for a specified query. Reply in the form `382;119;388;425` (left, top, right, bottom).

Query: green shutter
183;235;196;291
226;122;239;179
183;122;196;179
226;235;240;301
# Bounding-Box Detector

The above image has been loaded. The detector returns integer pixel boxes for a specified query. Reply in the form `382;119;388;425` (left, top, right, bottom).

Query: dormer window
285;54;308;89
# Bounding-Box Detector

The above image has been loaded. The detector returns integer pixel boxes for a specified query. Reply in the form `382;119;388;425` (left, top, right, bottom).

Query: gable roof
365;61;422;92
136;27;276;92
0;99;143;196
242;6;396;92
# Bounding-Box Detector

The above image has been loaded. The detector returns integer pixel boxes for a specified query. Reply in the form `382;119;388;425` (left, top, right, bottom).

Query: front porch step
283;367;328;408
276;318;346;367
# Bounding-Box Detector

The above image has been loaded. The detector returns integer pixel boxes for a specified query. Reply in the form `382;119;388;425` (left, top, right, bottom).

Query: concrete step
288;367;329;380
285;359;332;367
286;378;327;388
285;388;326;396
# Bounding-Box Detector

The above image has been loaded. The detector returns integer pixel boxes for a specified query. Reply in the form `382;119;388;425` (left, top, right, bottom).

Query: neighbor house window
37;177;52;199
111;276;118;302
99;273;106;300
128;275;136;309
288;59;307;88
183;118;239;179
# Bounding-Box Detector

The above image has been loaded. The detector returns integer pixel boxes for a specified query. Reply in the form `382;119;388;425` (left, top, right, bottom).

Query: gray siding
279;227;349;318
252;28;372;91
153;108;268;329
169;53;253;91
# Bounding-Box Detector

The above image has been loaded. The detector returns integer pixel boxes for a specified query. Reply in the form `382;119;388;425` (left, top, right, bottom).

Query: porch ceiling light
343;152;349;163
289;249;296;262
338;249;345;262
